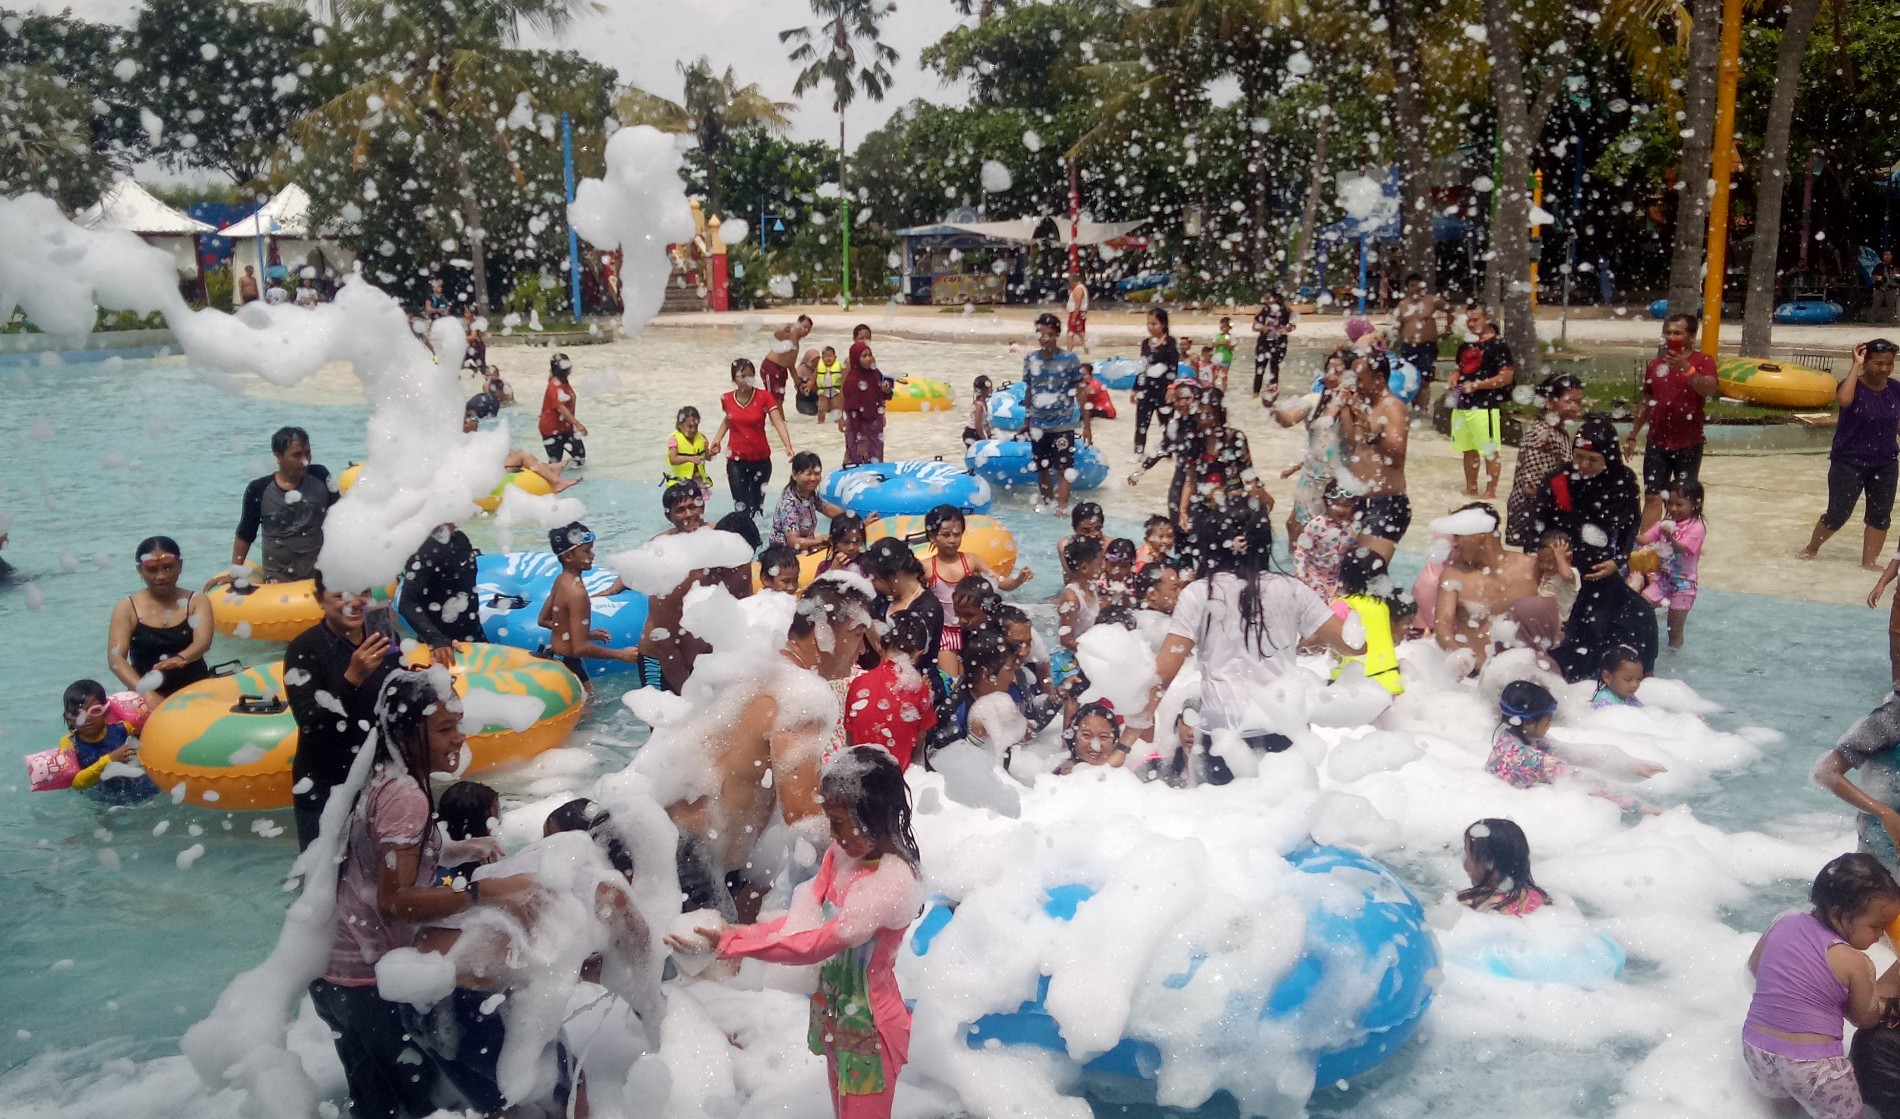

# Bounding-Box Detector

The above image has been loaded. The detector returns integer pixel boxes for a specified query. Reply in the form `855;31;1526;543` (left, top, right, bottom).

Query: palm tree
781;0;900;307
679;58;795;219
295;0;598;314
1663;0;1720;315
1740;0;1823;354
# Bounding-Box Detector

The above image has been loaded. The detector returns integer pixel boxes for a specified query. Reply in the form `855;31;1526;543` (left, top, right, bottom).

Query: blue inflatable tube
819;461;993;517
965;439;1109;492
474;552;647;679
1307;357;1422;404
910;844;1436;1087
1648;298;1669;321
987;382;1027;432
1094;357;1142;390
1775;300;1843;325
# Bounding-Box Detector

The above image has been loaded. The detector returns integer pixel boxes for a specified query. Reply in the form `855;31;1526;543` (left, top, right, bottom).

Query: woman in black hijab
1535;412;1658;681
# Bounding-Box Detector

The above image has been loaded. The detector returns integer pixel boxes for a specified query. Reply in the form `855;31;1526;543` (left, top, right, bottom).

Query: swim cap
550;522;595;555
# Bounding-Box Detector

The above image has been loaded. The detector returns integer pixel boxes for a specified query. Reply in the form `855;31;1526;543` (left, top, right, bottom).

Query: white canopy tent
77;180;215;280
1053;217;1149;247
217;184;357;304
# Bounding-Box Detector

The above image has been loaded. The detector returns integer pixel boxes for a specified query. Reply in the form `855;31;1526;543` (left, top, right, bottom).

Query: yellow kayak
1716;356;1837;409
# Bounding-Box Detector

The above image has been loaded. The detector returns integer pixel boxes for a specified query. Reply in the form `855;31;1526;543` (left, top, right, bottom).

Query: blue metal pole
563;113;582;320
1357;234;1368;315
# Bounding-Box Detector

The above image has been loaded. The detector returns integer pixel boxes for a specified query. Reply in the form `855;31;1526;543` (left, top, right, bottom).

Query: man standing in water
761;314;813;402
1337;352;1412;561
1395;274;1454;413
665;576;875;921
1449;307;1517;499
211;426;334;587
285;574;395;849
540;521;642;689
1065;273;1090;353
1023;312;1090;513
1431;504;1547;670
638;486;755;693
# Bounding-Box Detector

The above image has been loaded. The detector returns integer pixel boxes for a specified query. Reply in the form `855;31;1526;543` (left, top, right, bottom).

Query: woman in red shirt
711;358;796;519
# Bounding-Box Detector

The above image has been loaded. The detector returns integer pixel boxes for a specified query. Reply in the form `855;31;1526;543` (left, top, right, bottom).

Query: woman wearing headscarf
1534;413;1658;681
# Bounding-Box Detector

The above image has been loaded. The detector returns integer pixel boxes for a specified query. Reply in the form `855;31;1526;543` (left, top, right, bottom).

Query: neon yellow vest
666;429;708;483
814;358;844;392
1332;595;1404;695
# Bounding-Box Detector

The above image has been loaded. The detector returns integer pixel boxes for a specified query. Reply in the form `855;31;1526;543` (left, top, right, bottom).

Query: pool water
0;353;1887;1115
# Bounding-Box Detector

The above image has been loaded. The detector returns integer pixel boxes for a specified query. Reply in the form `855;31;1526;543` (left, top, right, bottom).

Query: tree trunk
1388;0;1436;287
448;136;492;316
1741;0;1822;354
1290;107;1333;291
1483;0;1544;380
1244;76;1268;279
1665;0;1722;314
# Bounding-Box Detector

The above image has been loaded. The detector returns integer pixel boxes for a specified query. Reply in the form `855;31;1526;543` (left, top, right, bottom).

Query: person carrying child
671;747;924;1119
1743;853;1900;1119
1457;818;1550;916
1632;479;1706;650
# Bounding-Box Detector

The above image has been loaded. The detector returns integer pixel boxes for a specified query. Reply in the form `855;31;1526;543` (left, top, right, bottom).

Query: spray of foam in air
570;126;698;333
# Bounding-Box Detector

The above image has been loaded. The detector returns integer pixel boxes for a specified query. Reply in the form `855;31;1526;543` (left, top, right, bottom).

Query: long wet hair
373;670;452;817
1457;818;1550;911
822;746;920;866
1187;506;1282;656
545;796;637;879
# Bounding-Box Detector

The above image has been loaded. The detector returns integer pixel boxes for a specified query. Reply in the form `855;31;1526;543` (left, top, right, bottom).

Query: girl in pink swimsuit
676;747;924;1119
924;504;1031;654
1744;853;1900;1119
1456;818;1550;916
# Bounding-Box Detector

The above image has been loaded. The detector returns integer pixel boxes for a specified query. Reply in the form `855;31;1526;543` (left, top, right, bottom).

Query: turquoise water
0;356;1886;1110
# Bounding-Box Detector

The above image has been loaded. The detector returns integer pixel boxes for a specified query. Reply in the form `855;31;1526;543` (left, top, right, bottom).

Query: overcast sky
34;0;972;148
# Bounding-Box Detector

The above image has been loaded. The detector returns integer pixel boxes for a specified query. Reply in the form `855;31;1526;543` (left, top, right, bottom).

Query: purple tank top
1743;912;1850;1059
1834;379;1900;467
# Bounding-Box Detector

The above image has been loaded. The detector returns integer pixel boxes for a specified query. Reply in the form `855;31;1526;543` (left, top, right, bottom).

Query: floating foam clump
570;126;698;333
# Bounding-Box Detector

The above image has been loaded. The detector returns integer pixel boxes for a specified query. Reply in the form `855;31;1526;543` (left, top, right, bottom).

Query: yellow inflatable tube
768;514;1019;589
137;643;587;810
209;577;325;643
339;461;551;514
885;378;955;413
1716;356;1837;409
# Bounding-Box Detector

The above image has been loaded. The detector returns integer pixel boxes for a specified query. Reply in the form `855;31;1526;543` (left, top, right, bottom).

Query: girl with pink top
1744;853;1900;1118
673;746;923;1119
1456;818;1550;916
1636;480;1706;649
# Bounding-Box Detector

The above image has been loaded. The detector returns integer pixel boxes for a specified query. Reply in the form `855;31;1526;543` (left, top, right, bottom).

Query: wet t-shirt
237;466;334;583
1838;695;1900;868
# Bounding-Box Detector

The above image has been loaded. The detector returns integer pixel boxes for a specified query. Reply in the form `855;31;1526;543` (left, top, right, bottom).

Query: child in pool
1743;853;1900;1119
1053;536;1104;664
758;542;802;595
1056;502;1106;582
664;406;714;498
1592;645;1646;709
675;747;922;1119
925;505;1030;654
959;625;1030;763
845;610;938;769
816;513;868;578
1103;538;1138;610
1636;480;1706;649
1135;515;1175;571
1487;680;1668;802
1056;700;1129;774
1457;818;1550;916
435;780;504;887
58;679;158;805
964;376;994;446
1292;482;1358;602
1212;317;1235;391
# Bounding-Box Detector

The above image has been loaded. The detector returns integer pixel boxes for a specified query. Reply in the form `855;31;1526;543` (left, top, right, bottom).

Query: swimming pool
0;352;1886;1116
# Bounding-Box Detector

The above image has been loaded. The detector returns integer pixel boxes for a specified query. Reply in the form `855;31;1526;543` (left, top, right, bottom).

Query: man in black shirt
399;523;484;667
285;570;397;850
211;426;335;587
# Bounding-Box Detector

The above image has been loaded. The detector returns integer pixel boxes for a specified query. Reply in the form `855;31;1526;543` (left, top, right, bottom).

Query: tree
0;6;142;204
1665;0;1721;314
780;0;900;307
677;58;794;219
293;0;602;314
129;0;316;184
1740;0;1822;353
680;127;837;241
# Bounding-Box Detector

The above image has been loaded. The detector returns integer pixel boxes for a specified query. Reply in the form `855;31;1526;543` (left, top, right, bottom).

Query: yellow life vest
665;429;708;483
1331;594;1404;695
814;358;844;392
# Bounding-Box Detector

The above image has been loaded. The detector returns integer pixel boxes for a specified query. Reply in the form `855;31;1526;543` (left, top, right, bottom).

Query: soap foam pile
0;612;1856;1118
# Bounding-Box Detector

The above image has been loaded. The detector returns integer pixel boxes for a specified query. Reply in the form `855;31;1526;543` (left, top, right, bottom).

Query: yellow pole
1700;0;1745;357
1531;169;1544;308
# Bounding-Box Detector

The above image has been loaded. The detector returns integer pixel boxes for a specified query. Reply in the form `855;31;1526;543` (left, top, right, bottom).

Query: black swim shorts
1354;493;1413;543
1641;443;1703;498
1032;427;1078;474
